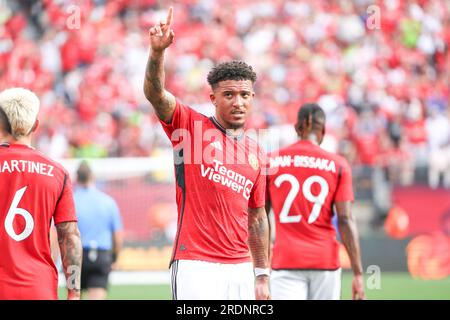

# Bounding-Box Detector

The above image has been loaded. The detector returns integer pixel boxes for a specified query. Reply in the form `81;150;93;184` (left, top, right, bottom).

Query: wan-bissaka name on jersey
269;155;336;173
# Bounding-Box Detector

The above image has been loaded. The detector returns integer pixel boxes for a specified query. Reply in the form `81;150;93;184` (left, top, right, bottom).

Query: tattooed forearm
144;52;164;96
143;51;176;122
56;222;82;296
248;207;270;268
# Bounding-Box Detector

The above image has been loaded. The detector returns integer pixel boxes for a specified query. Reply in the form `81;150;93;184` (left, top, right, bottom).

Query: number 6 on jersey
274;174;329;224
4;186;35;241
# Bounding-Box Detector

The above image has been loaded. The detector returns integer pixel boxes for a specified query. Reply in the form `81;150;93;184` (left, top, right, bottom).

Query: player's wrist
67;289;81;300
254;267;271;278
353;267;363;276
151;48;166;56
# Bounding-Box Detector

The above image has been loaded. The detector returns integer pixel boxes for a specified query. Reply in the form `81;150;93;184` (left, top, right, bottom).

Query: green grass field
58;272;450;300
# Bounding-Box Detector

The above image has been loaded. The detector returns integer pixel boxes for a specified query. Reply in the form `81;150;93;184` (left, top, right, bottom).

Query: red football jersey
267;140;353;270
159;101;266;264
0;144;77;300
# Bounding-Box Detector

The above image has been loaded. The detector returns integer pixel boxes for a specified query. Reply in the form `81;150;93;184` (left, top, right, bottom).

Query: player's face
210;80;255;130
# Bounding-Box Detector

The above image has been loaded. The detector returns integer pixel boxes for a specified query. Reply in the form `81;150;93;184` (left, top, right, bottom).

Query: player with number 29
266;103;366;300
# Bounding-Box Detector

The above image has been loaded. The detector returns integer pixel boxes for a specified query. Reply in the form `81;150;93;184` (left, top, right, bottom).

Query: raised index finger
166;6;173;27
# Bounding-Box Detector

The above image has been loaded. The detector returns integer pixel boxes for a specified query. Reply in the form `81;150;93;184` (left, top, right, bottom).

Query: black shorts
81;249;113;290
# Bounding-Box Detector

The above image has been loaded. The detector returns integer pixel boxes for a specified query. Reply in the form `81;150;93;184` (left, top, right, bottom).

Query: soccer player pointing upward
144;7;270;300
266;103;365;300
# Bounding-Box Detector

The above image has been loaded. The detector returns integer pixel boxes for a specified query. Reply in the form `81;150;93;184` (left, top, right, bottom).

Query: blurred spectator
426;104;450;189
406;209;450;280
0;0;448;184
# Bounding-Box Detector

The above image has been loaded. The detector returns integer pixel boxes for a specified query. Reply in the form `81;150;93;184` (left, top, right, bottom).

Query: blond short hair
0;88;40;138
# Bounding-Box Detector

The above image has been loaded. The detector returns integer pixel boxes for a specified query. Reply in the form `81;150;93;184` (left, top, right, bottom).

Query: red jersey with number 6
0;143;77;300
267;140;354;270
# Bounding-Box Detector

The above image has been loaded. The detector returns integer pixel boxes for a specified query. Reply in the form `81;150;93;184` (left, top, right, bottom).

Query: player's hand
255;276;271;300
352;274;366;300
149;7;175;53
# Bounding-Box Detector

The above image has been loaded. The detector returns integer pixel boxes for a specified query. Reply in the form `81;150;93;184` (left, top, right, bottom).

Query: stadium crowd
0;0;449;187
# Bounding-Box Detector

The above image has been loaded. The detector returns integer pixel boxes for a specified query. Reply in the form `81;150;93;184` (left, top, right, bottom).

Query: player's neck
8;136;33;147
301;133;320;146
212;116;244;138
78;182;95;188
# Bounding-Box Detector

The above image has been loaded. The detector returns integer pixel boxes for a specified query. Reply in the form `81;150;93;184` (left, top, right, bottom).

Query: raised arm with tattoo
336;201;366;300
248;207;271;300
143;6;176;123
56;221;82;300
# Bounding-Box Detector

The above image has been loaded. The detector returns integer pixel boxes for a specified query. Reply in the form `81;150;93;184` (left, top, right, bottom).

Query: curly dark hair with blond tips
207;60;257;89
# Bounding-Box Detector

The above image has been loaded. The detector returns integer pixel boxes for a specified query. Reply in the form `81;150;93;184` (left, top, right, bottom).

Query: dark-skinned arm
112;230;124;266
335;201;366;300
143;50;176;122
143;7;176;123
265;193;273;262
248;206;271;300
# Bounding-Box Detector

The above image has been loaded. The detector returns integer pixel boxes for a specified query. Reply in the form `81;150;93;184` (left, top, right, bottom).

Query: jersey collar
0;142;35;150
298;139;318;147
209;117;245;141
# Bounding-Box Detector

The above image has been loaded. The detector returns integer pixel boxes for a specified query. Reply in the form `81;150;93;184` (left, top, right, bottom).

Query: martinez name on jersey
0;159;55;177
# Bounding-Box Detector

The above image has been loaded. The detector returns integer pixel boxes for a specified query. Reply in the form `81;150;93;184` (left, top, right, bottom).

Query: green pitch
58;272;450;300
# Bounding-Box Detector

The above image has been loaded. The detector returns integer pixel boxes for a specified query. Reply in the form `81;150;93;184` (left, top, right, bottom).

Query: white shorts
170;259;255;300
270;269;342;300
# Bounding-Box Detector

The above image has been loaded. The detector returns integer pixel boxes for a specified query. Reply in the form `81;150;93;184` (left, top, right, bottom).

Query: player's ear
31;119;39;133
210;93;217;107
294;121;302;137
318;126;325;145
